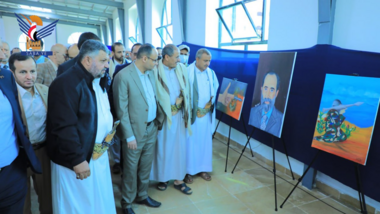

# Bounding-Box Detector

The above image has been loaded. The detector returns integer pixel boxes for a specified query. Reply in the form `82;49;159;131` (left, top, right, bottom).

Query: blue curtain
182;42;380;202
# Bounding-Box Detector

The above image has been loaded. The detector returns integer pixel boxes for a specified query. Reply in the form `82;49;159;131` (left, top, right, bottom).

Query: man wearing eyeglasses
109;42;142;175
113;44;164;214
36;44;67;87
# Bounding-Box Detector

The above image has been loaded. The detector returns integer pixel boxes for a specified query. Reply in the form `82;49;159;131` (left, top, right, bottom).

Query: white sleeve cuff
126;136;135;143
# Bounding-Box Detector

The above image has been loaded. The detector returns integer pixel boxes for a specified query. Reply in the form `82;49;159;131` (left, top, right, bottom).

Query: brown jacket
36;61;57;87
18;83;48;134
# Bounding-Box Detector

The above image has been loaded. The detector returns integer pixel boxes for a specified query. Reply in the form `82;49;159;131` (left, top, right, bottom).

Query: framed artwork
312;74;380;165
216;78;248;120
248;52;297;138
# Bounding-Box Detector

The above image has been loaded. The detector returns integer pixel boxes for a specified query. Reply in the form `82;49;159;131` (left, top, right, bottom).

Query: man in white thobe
185;48;219;183
47;40;116;214
150;44;193;195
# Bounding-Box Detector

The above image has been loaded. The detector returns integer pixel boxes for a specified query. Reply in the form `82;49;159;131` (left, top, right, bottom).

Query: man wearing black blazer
0;40;42;213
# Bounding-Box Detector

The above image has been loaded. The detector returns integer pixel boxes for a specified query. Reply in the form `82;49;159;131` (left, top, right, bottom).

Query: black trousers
0;151;28;214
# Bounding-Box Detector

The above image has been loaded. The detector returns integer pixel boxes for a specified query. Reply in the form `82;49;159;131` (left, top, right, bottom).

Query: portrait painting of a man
248;52;297;138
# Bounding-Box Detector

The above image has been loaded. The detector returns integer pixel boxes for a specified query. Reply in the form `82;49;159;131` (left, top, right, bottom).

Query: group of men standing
0;31;219;214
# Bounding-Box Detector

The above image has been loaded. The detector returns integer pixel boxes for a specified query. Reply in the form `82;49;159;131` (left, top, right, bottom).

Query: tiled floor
31;138;361;214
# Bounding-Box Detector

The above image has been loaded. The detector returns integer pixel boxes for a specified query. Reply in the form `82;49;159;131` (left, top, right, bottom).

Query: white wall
267;0;318;50
332;0;380;53
205;0;220;48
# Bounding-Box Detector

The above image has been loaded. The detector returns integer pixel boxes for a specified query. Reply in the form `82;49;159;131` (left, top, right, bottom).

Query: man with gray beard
248;71;283;137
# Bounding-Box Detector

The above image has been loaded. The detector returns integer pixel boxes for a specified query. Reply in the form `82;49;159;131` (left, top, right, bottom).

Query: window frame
217;0;269;50
157;0;173;47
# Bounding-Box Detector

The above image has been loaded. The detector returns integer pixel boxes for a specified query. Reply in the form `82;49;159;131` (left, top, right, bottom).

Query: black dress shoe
136;196;161;207
123;208;135;214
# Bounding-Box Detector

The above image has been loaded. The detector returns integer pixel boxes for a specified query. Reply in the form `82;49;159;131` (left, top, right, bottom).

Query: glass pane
217;3;259;42
222;0;235;7
162;0;172;26
221;25;231;43
129;37;137;44
245;0;263;38
157;25;173;45
167;0;172;25
221;45;244;50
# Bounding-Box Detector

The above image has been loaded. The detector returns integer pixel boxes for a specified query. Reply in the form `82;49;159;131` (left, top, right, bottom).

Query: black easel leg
241;116;254;157
281;138;295;180
213;113;224;139
280;150;321;208
225;117;233;172
272;136;278;211
355;164;367;214
231;128;256;174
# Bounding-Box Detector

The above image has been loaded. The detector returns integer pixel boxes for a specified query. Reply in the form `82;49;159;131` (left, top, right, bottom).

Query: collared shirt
195;66;211;107
48;59;58;71
114;59;121;66
16;84;46;144
0;88;19;168
261;106;273;127
163;64;181;105
127;63;157;142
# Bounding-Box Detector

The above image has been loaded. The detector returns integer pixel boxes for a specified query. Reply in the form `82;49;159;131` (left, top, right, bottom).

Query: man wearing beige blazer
36;44;67;87
113;44;164;214
8;53;52;214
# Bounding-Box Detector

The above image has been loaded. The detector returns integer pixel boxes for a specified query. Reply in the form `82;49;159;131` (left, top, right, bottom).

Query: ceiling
0;0;125;26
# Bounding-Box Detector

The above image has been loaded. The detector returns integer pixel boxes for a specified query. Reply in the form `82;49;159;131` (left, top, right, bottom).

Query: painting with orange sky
216;78;247;120
311;74;380;165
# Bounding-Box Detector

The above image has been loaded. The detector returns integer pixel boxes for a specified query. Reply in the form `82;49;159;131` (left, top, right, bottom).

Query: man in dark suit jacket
248;71;284;137
0;66;42;213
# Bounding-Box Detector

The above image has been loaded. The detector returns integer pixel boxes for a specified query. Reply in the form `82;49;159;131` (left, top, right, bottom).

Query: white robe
51;78;116;214
186;64;219;175
150;66;188;182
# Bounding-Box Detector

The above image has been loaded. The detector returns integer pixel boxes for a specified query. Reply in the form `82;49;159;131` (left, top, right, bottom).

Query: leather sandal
174;183;192;195
157;182;168;191
183;174;193;184
199;172;212;181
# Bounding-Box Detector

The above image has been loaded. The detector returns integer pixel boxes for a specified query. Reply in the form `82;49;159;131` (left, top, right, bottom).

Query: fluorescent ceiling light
19;5;52;13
